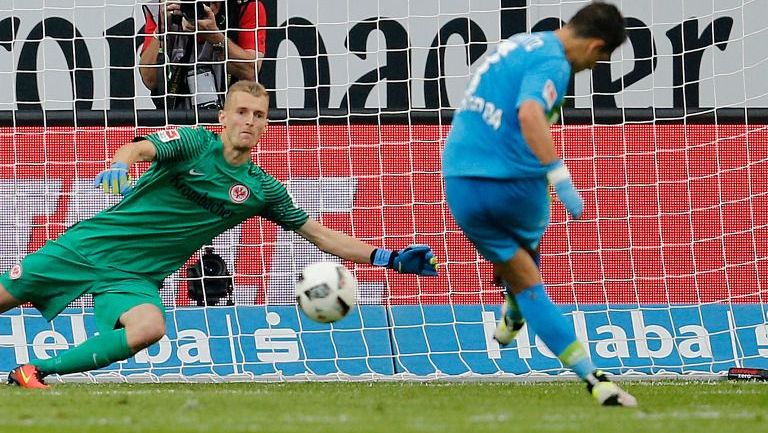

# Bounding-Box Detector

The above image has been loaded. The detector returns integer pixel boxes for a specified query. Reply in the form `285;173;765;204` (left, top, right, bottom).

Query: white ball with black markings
295;262;357;323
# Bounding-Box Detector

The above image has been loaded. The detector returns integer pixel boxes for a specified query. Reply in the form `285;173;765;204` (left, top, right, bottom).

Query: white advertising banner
0;0;766;110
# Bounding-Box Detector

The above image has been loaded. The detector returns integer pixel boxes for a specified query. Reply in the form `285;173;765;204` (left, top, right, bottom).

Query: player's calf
7;364;49;389
585;370;637;407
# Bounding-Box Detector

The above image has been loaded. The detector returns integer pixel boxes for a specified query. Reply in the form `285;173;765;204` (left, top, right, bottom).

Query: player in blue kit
443;3;636;406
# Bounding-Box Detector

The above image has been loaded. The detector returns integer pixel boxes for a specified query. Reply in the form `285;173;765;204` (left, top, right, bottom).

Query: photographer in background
139;0;266;109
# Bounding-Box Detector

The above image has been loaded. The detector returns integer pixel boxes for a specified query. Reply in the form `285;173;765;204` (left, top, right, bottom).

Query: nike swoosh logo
189;169;205;176
19;368;31;384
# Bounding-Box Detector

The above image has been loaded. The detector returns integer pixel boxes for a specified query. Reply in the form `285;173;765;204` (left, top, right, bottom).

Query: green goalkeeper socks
31;328;132;375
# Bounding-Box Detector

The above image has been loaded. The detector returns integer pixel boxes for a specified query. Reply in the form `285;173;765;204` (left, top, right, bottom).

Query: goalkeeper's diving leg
494;248;637;407
8;300;165;389
0;239;167;388
0;284;51;388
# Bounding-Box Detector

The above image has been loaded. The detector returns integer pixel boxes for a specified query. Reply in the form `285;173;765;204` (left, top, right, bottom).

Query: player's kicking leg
496;249;637;407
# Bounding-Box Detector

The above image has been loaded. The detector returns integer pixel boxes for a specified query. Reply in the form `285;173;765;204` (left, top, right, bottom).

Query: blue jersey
442;32;571;179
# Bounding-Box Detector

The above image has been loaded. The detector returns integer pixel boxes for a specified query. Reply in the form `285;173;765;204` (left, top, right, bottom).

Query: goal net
0;0;766;381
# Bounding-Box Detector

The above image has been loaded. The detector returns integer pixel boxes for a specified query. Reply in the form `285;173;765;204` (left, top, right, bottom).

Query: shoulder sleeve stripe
148;127;208;163
257;170;309;230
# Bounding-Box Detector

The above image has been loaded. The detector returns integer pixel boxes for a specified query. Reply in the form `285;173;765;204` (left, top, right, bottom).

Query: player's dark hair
568;2;627;53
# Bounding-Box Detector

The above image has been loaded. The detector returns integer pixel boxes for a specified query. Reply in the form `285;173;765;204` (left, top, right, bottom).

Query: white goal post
0;0;767;382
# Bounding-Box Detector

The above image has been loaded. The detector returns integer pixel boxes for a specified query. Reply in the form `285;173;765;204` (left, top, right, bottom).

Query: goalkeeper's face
219;90;269;152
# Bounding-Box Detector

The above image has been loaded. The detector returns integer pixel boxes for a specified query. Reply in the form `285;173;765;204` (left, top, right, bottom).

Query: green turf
0;381;765;433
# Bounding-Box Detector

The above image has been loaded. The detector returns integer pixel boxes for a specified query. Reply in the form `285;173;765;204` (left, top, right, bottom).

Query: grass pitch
0;381;765;433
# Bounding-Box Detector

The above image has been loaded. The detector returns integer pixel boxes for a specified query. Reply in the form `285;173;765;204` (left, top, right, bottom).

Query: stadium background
0;0;766;377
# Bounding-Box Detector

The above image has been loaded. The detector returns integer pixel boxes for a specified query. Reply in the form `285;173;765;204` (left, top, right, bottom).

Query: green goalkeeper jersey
57;126;309;283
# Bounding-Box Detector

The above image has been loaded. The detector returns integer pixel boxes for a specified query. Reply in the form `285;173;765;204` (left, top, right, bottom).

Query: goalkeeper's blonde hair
225;81;269;107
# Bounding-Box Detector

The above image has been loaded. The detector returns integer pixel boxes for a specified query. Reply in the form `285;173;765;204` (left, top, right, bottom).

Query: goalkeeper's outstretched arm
295;218;375;264
295;218;439;276
519;100;584;219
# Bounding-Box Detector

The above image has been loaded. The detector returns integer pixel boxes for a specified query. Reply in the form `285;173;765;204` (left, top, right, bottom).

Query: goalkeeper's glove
371;244;439;276
546;159;583;219
93;161;133;195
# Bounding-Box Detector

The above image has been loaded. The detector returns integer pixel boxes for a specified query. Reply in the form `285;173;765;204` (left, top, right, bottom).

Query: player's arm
93;140;157;195
518;101;558;165
517;64;583;219
294;218;439;276
112;140;158;165
518;100;583;219
138;38;161;91
94;128;207;195
295;218;375;264
225;46;259;82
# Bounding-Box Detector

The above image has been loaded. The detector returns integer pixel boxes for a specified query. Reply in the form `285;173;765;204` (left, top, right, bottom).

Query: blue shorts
444;177;550;263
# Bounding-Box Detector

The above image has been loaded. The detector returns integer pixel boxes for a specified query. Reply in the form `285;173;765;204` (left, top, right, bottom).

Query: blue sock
514;283;595;379
569;354;595;379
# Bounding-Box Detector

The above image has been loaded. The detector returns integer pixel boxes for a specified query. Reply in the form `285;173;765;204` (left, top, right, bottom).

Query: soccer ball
295;262;358;323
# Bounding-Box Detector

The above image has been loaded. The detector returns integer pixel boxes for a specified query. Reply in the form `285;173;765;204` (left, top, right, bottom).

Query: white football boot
588;371;638;407
493;294;526;346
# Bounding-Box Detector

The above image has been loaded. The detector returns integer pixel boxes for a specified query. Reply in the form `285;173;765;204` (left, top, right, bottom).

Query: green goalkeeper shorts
0;240;165;333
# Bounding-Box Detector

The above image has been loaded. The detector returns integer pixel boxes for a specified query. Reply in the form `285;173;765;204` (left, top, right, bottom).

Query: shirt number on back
465;35;543;96
462;35;544;130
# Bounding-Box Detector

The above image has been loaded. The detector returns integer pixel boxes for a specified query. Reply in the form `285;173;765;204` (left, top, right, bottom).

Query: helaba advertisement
1;304;766;377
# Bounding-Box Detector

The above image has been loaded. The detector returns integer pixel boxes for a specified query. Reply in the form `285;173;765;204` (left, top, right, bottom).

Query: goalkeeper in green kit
0;81;439;389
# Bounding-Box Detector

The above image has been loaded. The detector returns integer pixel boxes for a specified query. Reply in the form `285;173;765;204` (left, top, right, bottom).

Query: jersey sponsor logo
9;264;22;280
229;184;250;203
157;129;180;143
171;174;234;219
543;80;557;110
189;168;205;176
